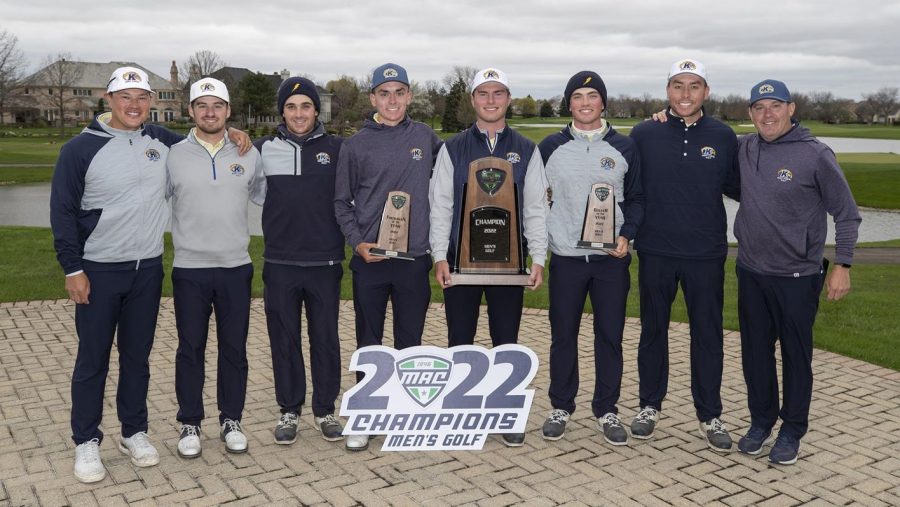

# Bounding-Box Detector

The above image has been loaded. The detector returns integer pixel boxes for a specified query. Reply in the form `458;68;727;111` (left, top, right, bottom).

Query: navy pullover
254;122;345;264
630;109;740;259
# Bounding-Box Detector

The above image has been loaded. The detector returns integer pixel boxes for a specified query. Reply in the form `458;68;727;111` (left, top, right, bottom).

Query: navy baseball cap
749;79;792;105
371;63;409;91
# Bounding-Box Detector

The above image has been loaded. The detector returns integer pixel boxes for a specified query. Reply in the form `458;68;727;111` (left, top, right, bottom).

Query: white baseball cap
107;66;152;93
668;59;708;82
471;67;509;92
190;77;230;103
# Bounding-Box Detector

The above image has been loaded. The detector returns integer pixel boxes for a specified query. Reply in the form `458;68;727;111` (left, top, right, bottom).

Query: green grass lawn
0;137;65;165
3;226;897;371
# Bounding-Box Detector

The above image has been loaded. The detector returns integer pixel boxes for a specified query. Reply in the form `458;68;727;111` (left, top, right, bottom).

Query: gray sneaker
630;406;659;440
699;418;733;452
598;413;628;446
315;414;344;442
274;412;299;445
542;409;570;441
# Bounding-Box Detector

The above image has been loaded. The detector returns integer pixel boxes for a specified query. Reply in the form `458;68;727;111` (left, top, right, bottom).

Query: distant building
10;60;183;126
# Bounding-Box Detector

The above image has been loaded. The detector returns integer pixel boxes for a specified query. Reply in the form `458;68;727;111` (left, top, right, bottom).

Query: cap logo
484;69;499;79
582;76;592;86
759;84;775;94
123;71;141;83
384;68;399;78
200;83;215;92
291;82;301;93
679;60;697;71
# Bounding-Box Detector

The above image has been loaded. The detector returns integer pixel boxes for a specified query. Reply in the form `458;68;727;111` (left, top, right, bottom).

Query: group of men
50;58;860;483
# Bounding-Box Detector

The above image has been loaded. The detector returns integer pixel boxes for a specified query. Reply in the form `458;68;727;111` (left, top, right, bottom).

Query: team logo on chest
410;147;423;161
396;355;452;407
145;149;160;162
230;164;245;176
600;157;615;170
506;152;521;164
316;152;331;165
776;168;793;182
701;146;717;159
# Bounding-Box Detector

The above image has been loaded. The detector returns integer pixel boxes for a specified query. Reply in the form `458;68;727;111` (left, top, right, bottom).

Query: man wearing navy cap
629;59;740;453
334;63;442;451
735;79;860;465
429;67;548;447
255;76;347;447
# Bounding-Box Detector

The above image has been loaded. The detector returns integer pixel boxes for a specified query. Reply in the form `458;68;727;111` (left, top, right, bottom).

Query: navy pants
737;265;822;440
637;252;725;421
349;255;431;350
173;264;252;427
548;254;631;417
443;285;524;347
71;257;163;445
263;262;342;417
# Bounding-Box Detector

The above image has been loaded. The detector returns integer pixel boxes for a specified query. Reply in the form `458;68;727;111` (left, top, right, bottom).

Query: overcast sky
2;0;898;101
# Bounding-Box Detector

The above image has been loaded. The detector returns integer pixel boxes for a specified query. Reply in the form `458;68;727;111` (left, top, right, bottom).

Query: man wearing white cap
50;66;251;482
166;77;264;458
428;67;548;447
628;59;740;452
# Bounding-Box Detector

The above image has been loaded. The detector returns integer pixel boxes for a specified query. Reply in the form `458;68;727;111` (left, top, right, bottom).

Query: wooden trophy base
369;248;415;261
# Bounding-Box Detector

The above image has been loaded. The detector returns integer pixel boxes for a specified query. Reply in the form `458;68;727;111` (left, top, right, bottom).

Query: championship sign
340;344;539;451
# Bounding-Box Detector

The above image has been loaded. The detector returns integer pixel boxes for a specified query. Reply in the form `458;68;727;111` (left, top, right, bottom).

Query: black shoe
542;409;570;441
598;413;628;446
501;433;525;447
769;434;801;465
315;414;344;442
738;426;774;455
274;412;299;445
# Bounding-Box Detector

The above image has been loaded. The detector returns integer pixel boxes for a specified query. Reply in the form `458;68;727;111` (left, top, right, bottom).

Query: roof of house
210;67;330;94
27;61;177;91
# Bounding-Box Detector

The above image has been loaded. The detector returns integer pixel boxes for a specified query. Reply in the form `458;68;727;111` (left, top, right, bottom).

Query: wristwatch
839;263;852;269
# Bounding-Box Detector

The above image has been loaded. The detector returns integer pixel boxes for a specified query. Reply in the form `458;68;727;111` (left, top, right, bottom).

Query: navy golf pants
737;265;822;440
264;262;342;417
173;264;252;427
637;252;725;421
548;254;631;417
443;284;524;347
71;257;163;445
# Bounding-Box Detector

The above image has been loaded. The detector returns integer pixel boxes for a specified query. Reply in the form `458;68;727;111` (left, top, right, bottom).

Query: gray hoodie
735;123;860;277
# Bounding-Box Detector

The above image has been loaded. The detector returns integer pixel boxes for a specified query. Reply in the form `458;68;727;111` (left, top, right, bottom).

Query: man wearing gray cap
429;67;548;447
334;63;442;451
51;66;251;482
736;79;860;465
166;77;265;458
629;59;740;453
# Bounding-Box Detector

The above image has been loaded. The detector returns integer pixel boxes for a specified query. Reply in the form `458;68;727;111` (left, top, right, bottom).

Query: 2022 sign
339;344;539;451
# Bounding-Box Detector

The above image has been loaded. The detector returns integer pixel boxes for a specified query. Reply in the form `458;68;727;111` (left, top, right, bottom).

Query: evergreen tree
441;77;467;133
558;98;571;117
540;100;554;118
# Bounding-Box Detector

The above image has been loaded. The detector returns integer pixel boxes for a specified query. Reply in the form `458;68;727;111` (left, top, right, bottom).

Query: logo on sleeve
145;149;160;162
776;168;793;182
410;148;423;161
600;157;615;170
700;146;717;159
506;152;521;164
230;164;245;176
316;152;331;165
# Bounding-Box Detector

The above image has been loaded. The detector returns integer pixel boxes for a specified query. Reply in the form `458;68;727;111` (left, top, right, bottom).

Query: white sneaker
118;432;160;467
346;434;369;451
74;438;106;483
177;425;202;459
220;419;248;454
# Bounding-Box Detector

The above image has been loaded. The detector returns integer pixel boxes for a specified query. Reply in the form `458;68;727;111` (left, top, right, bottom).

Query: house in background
11;60;183;126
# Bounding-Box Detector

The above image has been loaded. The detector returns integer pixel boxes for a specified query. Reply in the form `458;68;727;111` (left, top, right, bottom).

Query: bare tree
442;65;478;92
0;28;26;125
31;53;84;135
863;87;899;124
177;50;227;86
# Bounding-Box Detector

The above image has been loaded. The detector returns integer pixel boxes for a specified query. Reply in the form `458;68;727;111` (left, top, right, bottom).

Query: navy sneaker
769;434;801;465
738;426;774;455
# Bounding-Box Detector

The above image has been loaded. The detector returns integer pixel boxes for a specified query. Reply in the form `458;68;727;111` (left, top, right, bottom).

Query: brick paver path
1;299;898;506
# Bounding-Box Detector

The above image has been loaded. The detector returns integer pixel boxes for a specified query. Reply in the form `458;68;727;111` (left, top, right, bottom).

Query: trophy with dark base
576;182;617;253
450;157;532;286
369;191;415;261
